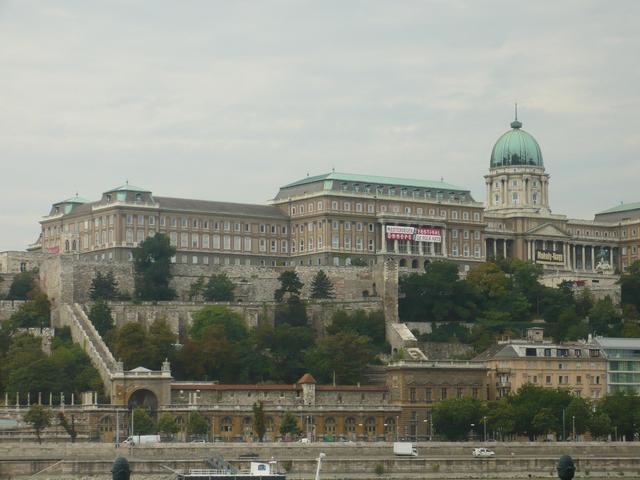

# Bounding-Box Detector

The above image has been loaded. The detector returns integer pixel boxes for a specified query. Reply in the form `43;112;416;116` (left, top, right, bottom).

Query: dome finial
511;102;522;129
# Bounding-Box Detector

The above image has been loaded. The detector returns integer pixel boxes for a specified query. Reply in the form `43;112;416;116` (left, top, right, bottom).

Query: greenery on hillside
402;259;640;347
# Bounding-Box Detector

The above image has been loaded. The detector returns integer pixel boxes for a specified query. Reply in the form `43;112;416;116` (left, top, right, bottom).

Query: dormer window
135;193;142;202
54;207;60;214
106;194;112;203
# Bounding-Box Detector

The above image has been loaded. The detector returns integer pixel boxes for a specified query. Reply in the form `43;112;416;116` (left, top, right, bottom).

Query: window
259;239;266;252
356;203;363;212
332;235;339;249
425;388;432;402
344;202;351;211
180;232;188;247
317;201;323;210
244;237;252;251
512;192;519;204
223;235;231;249
474;244;481;258
462;211;469;221
331;201;338;210
441;388;447;400
234;237;242;251
367;204;374;213
202;235;210;249
368;239;375;251
474;231;480;240
192;234;199;248
344;222;351;231
473;212;480;221
452;211;459;220
452;230;458;239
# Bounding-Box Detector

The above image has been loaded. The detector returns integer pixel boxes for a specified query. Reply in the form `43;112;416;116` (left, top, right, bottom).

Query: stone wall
0;273;14;298
0;300;24;322
0;251;52;274
419;341;475;360
105;299;382;338
38;257;382;305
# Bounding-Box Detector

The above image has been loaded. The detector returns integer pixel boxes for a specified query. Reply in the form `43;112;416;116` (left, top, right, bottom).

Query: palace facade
31;115;639;278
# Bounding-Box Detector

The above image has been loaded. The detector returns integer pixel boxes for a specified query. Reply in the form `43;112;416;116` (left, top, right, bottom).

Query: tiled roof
154;197;287;219
281;171;467;192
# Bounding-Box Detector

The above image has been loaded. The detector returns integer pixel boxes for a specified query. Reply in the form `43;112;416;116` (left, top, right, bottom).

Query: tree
274;296;308;327
24;405;52;444
304;332;375;384
432;397;486;441
113;323;152;369
203;273;235;302
89;271;120;301
327;310;386;351
133;233;176;301
147;318;177;369
88;300;114;337
253;401;266;442
486;399;516;440
590;413;612;440
253;324;315;383
57;412;77;443
531;408;557;438
279;411;301;438
589;296;621;335
187;411;209;440
132;407;155;435
190;306;247;342
619;261;640;313
188;277;206;301
399;261;478;322
274;271;303;302
157;413;179;439
598;391;640;441
310;270;335;299
565;397;592;437
8;271;37;300
10;293;51;328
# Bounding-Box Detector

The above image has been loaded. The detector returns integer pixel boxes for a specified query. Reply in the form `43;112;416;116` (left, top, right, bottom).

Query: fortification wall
105;299;382;337
0;273;14;298
40;257;381;305
0;300;24;322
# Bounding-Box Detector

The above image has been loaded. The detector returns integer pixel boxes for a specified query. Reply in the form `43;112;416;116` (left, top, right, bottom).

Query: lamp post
572;415;576;441
483;416;487;443
470;423;475;441
423;419;428;442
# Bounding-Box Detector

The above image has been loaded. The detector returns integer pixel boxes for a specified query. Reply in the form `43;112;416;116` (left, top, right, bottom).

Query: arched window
411;259;418;269
221;417;232;432
384;417;396;435
365;417;376;434
324;417;336;434
98;416;113;433
399;259;407;267
345;417;356;433
64;240;70;252
265;417;274;432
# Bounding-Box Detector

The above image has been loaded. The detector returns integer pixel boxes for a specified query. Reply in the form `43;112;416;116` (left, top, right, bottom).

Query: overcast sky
1;1;639;250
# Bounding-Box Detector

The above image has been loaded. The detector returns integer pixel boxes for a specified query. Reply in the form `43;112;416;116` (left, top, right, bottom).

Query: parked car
472;447;495;458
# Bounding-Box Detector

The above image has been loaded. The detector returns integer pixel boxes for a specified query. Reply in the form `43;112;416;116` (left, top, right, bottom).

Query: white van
122;434;161;446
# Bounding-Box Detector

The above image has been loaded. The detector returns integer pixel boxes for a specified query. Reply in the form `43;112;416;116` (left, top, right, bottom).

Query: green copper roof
282;172;467;192
105;182;150;193
490;119;543;168
597;201;640;215
61;194;89;204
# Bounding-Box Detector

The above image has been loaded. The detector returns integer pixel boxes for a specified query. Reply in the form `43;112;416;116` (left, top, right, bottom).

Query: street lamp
483;416;487;443
572;415;576;441
470;423;475;441
423;419;428;442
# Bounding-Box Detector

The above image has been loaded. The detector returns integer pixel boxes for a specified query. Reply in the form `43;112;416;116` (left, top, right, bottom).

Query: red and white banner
385;225;442;243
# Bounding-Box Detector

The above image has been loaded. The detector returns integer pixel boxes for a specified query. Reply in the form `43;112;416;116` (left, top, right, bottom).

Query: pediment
526;222;570;238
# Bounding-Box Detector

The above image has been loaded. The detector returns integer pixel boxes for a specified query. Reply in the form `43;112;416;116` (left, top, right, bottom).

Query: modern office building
594;337;640;394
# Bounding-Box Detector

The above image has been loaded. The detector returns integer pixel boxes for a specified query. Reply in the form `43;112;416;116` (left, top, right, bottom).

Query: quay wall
1;442;640;479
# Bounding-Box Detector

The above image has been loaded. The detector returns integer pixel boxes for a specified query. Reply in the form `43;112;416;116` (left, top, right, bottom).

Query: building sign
386;226;442;243
47;246;60;254
535;250;564;264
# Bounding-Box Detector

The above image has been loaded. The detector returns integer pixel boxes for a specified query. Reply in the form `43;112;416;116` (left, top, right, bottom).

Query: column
572;244;576;270
380;223;387;253
503;239;507;258
394;239;399;254
430;242;435;256
581;245;585;270
419;241;424;255
441;229;448;257
591;245;595;271
492;239;497;258
609;246;614;266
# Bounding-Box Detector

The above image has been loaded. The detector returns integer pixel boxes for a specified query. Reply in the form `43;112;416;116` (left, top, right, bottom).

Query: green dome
490;120;543;168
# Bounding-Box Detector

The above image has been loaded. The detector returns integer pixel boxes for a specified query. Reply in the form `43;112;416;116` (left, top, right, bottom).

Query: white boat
175;461;285;480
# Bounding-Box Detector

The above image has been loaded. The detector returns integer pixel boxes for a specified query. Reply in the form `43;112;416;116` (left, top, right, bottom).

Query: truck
122;434;161;446
393;442;418;456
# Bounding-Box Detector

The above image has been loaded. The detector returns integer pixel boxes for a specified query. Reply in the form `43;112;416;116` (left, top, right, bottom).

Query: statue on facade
112;457;130;480
595;248;613;273
557;455;575;480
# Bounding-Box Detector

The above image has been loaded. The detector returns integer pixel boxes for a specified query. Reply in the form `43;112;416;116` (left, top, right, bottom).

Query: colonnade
379;221;446;258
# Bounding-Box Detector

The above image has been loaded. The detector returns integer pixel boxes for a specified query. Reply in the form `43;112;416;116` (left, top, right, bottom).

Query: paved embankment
1;442;639;479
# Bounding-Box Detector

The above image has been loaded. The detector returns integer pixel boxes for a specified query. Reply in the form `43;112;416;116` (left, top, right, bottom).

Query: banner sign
386;225;442;243
535;250;564;264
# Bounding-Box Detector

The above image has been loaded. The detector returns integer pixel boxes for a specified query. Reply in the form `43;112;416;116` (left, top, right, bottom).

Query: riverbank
2;441;639;479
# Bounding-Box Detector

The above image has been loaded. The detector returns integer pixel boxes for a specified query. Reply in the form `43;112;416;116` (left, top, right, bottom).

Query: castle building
28;114;639;280
36;174;487;271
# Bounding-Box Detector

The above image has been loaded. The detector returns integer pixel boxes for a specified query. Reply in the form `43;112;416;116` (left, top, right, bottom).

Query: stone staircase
58;303;119;397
